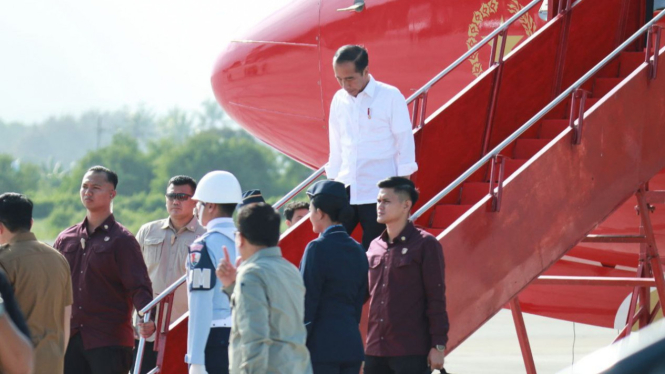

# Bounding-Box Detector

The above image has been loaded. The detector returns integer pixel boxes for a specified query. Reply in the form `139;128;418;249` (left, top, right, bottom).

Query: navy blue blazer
300;224;369;364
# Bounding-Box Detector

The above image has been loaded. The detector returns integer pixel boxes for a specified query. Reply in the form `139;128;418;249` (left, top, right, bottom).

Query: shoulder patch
187;241;216;291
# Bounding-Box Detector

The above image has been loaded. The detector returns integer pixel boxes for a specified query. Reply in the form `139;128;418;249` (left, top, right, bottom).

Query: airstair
135;0;665;372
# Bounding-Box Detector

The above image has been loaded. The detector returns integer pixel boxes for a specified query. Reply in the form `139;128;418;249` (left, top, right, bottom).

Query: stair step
488;159;527;182
460;182;490;205
540;119;568;139
596;57;620;78
593;77;623;98
513;138;551;160
430;204;473;229
619;51;645;77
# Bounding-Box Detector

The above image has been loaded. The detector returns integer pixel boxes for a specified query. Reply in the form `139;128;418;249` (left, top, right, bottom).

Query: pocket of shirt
396;255;413;268
368;255;383;286
143;237;164;265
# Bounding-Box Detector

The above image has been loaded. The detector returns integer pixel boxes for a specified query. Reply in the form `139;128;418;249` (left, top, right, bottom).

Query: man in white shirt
326;44;418;249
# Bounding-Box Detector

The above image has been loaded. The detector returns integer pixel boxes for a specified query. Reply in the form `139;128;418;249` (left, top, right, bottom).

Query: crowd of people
0;44;449;374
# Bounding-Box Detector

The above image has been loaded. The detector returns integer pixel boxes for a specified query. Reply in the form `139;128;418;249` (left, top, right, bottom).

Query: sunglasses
166;193;193;201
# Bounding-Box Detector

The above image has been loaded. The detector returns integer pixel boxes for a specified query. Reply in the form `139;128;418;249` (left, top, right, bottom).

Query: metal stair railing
410;10;664;223
133;2;547;371
406;0;544;129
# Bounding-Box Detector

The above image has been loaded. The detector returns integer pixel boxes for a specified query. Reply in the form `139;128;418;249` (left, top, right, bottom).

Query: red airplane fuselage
212;0;545;168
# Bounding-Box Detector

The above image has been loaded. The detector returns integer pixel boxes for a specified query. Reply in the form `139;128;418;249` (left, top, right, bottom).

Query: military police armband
187;242;217;291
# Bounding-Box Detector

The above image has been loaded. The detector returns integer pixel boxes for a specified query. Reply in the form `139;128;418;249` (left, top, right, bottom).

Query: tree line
0;101;313;240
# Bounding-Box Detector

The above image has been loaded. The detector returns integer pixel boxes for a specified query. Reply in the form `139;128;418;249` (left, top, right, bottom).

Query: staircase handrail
272;0;543;212
406;0;544;128
411;9;665;221
273;166;326;210
405;0;541;104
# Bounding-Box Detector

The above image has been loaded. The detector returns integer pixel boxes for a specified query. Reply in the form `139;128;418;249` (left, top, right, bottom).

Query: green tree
60;132;154;196
0;155;41;194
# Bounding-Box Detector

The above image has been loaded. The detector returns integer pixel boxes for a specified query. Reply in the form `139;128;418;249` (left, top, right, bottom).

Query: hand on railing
137;320;156;339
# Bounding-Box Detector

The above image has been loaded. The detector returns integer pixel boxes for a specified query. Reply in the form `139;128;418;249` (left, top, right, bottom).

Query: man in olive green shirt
0;193;73;374
133;175;205;374
217;203;311;374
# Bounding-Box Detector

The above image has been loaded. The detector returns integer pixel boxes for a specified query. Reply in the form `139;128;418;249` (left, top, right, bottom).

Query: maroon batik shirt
366;221;449;357
53;214;153;349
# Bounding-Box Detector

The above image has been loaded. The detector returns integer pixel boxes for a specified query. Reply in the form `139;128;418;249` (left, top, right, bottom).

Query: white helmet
192;171;242;204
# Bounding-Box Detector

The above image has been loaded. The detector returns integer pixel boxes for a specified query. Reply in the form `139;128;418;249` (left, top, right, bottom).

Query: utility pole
96;116;104;149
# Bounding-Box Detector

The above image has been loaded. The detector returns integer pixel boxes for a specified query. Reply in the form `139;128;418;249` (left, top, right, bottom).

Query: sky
0;0;292;124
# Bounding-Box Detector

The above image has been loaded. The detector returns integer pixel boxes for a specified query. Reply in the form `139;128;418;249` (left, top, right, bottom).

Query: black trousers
64;333;133;374
131;339;157;374
203;327;231;374
343;187;385;250
313;361;362;374
364;355;445;374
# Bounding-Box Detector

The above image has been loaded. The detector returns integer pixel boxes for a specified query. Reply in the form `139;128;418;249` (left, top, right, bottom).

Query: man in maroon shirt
365;177;449;374
53;166;156;374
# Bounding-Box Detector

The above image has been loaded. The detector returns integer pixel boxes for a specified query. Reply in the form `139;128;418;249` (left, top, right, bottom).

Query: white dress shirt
325;75;418;204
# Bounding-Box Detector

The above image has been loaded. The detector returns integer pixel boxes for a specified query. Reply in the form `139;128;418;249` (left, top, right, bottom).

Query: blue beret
238;189;265;209
307;180;347;200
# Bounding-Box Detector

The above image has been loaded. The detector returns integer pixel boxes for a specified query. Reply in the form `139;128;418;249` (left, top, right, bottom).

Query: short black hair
218;204;236;218
377;177;419;206
237;203;281;247
284;201;309;221
0;193;33;233
333;45;369;74
168;175;197;193
309;195;353;224
87;165;118;189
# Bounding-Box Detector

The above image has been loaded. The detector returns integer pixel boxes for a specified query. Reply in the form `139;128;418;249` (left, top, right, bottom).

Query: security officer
186;171;242;374
300;180;369;374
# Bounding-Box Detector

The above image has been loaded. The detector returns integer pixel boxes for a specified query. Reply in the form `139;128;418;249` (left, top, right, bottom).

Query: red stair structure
135;0;665;373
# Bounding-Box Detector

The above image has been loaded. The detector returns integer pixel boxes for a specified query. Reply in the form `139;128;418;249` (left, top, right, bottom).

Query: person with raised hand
217;203;312;374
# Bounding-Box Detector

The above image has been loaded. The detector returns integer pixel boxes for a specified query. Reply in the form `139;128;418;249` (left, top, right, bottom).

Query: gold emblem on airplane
466;0;538;77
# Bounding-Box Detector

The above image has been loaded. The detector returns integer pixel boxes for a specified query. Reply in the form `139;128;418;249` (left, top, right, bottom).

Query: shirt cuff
431;334;448;347
397;162;418;177
223;282;236;298
324;163;339;180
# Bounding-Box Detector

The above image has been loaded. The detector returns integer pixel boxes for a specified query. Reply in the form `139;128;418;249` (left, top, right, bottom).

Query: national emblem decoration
466;0;539;77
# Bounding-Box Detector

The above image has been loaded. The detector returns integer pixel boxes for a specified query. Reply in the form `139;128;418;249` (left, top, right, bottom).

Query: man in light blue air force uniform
186;170;242;374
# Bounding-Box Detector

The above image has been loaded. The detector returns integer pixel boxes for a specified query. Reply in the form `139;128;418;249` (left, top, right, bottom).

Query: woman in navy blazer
300;180;370;374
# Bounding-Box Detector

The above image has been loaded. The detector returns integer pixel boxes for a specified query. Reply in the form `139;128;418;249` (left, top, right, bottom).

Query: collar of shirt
79;214;116;238
6;232;37;245
242;246;282;265
378;221;416;247
321;224;346;237
206;217;234;229
161;215;200;233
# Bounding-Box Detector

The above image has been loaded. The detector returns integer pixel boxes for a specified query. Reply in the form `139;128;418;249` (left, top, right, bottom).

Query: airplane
134;0;665;372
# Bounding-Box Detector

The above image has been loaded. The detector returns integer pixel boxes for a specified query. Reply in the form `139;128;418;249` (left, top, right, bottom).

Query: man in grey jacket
217;203;312;374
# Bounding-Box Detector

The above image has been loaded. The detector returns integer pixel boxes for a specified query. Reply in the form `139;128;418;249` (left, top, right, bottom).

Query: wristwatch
435;345;446;352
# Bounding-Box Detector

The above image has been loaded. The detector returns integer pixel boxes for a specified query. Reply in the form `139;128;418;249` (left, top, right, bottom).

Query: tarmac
442;310;618;374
